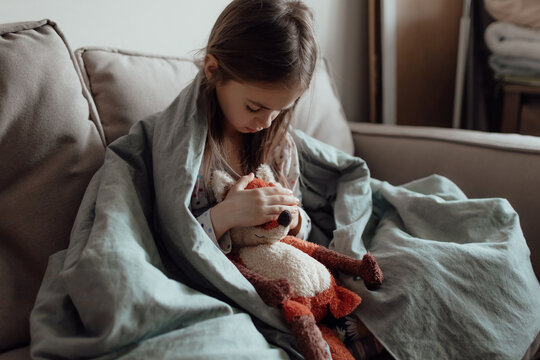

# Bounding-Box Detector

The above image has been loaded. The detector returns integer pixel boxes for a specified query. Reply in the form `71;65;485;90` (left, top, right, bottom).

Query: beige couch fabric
76;48;200;145
0;20;104;351
77;48;354;154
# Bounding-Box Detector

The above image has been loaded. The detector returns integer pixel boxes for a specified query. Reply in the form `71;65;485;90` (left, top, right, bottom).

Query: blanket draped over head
30;74;540;360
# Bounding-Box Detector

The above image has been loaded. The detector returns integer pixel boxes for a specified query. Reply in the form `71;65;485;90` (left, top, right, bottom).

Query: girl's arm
196;209;232;253
209;201;234;241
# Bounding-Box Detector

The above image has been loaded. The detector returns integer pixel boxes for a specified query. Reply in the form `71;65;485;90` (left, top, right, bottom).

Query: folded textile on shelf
485;0;540;29
489;54;540;76
485;21;540;61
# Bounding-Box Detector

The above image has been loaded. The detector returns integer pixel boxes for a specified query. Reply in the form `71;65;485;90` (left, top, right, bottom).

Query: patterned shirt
189;132;312;253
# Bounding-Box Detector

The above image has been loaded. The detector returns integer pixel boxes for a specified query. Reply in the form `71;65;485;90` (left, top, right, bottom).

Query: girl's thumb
234;172;254;190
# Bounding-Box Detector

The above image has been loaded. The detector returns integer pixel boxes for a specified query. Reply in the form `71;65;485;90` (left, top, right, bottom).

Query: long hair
198;0;318;188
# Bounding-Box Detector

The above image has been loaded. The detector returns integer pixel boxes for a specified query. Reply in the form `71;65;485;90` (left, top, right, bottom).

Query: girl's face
215;79;303;136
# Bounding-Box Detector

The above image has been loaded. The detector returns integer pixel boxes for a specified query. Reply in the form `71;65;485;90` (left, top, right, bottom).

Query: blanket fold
30;74;540;360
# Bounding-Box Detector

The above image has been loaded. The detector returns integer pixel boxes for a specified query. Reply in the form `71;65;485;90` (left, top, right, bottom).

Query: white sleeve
295;207;312;240
196;209;232;254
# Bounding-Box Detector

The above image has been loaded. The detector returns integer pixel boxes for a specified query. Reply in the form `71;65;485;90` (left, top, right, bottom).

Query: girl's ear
211;170;235;202
255;164;276;184
204;54;219;81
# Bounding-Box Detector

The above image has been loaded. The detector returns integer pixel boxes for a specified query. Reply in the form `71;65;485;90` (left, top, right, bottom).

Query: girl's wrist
210;202;233;240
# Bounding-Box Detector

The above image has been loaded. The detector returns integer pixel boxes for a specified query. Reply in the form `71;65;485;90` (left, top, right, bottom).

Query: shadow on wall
308;0;370;123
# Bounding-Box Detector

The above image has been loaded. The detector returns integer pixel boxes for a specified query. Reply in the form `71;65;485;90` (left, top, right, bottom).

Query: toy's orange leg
318;325;355;360
282;300;331;360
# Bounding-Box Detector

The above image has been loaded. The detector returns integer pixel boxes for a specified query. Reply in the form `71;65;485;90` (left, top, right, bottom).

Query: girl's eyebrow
247;99;295;111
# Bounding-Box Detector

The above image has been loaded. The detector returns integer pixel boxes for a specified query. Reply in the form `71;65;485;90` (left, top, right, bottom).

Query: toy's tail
329;285;362;319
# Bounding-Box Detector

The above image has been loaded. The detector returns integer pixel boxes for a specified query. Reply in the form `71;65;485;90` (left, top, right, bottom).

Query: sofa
1;19;539;360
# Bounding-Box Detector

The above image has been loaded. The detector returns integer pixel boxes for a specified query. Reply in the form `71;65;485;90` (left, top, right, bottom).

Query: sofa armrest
349;122;540;279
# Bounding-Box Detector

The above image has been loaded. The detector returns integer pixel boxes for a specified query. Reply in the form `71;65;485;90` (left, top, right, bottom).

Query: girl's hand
210;173;299;239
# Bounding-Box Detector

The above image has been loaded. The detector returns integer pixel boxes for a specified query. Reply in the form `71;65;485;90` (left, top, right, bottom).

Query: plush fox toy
211;164;383;360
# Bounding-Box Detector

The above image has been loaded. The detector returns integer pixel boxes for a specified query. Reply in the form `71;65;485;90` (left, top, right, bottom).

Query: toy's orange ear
255;164;276;184
210;170;235;202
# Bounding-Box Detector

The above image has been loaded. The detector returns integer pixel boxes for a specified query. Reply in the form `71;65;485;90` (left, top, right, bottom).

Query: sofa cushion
76;47;354;154
0;20;105;351
75;48;200;145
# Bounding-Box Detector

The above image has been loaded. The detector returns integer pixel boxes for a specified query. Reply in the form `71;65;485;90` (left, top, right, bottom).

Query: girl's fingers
257;207;298;225
265;205;298;216
248;190;298;206
266;195;299;206
244;186;297;204
260;186;293;196
231;173;255;192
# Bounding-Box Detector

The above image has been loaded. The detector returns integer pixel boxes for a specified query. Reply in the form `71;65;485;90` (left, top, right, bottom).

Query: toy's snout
278;210;292;227
233;211;291;246
257;210;292;230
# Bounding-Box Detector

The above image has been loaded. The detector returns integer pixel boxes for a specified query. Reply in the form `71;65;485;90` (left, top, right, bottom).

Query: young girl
189;0;384;358
191;0;317;253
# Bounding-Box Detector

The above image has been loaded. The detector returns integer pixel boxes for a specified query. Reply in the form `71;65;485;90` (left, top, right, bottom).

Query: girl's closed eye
246;105;261;113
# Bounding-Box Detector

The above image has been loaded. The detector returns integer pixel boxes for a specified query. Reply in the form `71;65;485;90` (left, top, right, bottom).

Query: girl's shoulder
272;131;297;158
271;130;300;177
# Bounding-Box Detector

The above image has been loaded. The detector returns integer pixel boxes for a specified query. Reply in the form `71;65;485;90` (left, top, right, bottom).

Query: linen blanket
30;75;540;360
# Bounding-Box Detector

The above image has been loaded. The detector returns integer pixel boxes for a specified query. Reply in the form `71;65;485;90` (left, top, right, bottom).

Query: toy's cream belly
239;242;332;297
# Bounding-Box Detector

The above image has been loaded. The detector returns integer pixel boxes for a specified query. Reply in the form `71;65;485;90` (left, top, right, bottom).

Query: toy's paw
353;252;383;290
362;252;383;290
261;278;294;307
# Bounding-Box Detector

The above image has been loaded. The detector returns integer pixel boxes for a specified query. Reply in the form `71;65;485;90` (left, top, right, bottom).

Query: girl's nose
257;111;279;129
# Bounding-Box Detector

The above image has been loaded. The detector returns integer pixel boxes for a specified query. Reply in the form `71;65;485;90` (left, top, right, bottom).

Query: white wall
1;0;368;122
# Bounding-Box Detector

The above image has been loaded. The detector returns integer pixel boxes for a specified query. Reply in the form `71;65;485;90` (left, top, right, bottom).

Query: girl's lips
245;127;260;133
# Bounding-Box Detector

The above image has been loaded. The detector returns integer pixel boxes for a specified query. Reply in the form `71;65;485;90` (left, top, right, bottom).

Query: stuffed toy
211;164;383;360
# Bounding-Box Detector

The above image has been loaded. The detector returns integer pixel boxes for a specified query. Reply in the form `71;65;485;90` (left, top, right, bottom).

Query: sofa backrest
0;20;105;351
76;47;354;154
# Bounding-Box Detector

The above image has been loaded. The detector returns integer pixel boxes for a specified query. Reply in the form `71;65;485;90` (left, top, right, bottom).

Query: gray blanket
30;75;540;359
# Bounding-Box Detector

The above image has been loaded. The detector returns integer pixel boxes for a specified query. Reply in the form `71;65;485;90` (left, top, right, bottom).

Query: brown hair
198;0;318;187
